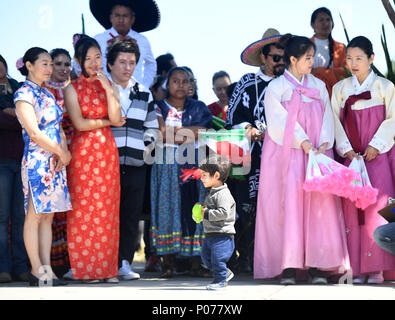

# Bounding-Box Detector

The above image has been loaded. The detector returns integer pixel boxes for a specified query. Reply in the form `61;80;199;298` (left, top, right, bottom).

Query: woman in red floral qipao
64;36;125;282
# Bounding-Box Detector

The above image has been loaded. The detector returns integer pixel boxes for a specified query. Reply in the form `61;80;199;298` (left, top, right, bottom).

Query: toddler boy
198;155;236;290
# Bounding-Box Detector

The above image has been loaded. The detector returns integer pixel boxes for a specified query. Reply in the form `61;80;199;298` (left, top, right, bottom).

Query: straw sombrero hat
90;0;161;33
241;28;282;66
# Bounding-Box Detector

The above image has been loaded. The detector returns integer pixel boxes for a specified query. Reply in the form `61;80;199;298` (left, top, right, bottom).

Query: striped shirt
111;77;159;167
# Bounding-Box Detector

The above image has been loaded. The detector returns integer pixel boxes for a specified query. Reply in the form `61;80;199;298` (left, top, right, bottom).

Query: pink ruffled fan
346;157;379;210
303;152;378;209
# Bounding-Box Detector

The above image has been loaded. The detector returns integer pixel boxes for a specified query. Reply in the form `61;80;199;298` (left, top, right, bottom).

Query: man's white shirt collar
108;27;137;38
256;68;273;82
109;74;137;91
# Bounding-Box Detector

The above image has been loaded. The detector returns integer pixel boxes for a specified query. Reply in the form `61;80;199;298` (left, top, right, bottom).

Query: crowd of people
0;1;394;290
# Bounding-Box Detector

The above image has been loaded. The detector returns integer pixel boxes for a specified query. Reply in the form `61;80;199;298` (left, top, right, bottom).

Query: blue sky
1;0;393;103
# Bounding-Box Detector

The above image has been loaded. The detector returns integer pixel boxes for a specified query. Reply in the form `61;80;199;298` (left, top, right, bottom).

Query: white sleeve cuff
369;136;388;153
232;122;251;130
336;140;353;157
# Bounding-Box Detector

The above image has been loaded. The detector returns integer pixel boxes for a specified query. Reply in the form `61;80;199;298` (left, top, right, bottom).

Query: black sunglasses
267;54;284;62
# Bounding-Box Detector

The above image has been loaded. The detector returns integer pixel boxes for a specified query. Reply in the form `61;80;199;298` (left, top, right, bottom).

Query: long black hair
311;7;334;69
283;35;316;68
74;36;101;78
165;66;189;99
182;66;198;100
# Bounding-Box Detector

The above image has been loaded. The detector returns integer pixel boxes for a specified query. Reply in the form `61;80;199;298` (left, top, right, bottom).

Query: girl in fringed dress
254;35;350;285
331;36;395;284
150;67;212;278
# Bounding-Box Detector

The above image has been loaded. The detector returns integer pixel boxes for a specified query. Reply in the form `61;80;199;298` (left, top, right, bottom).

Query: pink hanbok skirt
340;105;395;277
254;97;350;279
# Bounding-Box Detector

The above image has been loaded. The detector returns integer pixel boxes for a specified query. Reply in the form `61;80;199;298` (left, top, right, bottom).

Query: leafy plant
381;24;395;82
81;13;85;34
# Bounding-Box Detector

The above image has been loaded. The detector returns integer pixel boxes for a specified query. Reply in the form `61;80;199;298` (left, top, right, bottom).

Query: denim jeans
0;158;28;276
373;223;395;256
201;235;235;283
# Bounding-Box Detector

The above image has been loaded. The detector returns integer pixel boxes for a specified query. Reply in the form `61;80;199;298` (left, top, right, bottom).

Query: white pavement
0;263;394;300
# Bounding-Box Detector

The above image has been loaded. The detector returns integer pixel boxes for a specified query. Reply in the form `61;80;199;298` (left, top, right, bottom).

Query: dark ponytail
17;47;48;77
327;33;334;69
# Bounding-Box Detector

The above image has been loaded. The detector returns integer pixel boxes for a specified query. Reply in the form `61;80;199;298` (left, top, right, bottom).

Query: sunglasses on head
267;54;284;62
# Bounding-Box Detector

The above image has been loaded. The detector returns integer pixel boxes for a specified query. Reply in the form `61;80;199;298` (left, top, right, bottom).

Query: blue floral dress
14;79;72;214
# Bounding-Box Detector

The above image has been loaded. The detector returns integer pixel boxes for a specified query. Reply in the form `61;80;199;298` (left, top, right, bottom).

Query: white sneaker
367;272;384;284
118;260;140;280
353;275;366;284
206;281;227;290
63;269;74;280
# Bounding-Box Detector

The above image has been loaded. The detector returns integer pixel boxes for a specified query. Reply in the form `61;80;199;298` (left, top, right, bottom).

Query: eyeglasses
267;54;284;62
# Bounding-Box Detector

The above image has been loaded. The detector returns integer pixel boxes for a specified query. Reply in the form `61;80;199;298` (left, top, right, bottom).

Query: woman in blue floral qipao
14;47;72;286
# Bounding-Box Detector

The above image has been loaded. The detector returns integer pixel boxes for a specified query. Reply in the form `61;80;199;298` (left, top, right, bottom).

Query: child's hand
192;202;204;223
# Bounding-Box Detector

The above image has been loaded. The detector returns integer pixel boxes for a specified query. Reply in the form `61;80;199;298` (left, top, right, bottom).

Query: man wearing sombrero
225;28;286;273
91;0;160;89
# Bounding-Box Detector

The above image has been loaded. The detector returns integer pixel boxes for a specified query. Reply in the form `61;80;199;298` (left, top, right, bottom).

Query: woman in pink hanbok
331;36;395;284
254;35;350;285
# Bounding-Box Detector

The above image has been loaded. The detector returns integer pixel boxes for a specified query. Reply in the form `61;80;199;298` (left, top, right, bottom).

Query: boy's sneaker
206;281;227;290
118;260;140;280
226;268;234;283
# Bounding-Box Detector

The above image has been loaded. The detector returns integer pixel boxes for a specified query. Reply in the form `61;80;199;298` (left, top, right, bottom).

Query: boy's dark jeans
201;235;235;283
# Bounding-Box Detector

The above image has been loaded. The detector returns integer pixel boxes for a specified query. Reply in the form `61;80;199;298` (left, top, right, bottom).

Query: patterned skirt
50;212;70;269
150;147;205;256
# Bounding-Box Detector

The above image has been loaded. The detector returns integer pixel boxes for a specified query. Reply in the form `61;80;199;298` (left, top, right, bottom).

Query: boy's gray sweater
203;183;236;236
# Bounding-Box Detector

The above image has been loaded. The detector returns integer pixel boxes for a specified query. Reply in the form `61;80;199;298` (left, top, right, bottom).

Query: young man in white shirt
91;0;159;89
107;38;159;280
